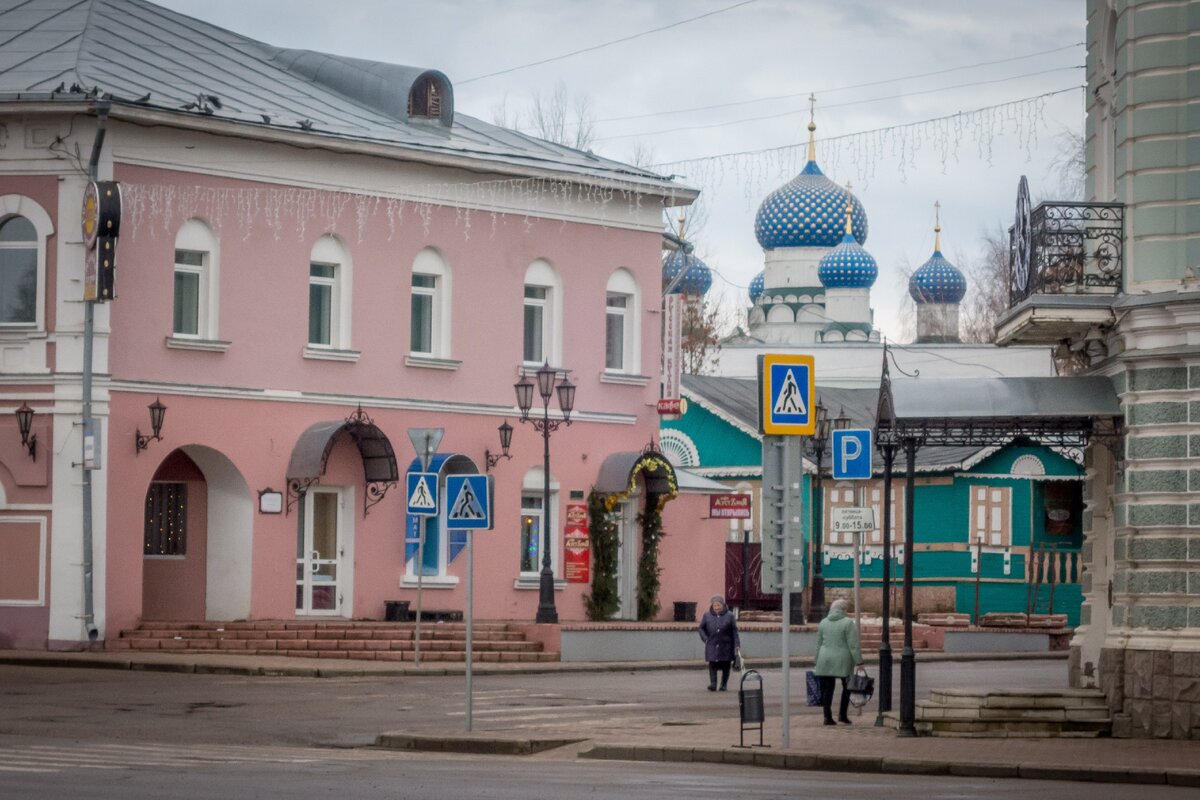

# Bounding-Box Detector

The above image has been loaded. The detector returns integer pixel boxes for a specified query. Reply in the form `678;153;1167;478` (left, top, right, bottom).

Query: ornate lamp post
806;404;851;623
514;362;575;624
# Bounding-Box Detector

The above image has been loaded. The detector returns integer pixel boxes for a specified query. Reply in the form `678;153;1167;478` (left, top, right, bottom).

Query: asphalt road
0;659;1067;747
7;659;1192;799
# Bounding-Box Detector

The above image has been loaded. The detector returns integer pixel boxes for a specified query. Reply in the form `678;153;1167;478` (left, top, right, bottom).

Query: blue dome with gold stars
749;271;764;303
662;249;713;296
818;229;878;289
909;249;966;304
754;160;868;250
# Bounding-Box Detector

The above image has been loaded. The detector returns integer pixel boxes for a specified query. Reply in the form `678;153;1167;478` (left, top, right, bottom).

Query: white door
615;499;639;619
296;488;345;615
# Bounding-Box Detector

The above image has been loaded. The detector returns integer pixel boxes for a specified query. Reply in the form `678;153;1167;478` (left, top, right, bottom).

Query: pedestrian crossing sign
758;353;816;435
446;474;492;530
406;472;439;517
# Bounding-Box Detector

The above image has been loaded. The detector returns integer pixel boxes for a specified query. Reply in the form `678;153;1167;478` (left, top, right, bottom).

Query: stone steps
886;688;1111;738
108;620;557;663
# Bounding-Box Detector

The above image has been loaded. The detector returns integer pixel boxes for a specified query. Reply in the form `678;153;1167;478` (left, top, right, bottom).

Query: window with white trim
523;259;561;366
867;481;904;547
307;236;352;349
970;485;1012;547
0;215;37;326
604;268;640;373
171;219;219;339
519;468;558;579
410;247;451;358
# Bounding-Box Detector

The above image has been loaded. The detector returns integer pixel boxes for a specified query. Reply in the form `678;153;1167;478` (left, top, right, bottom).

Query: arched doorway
141;446;253;621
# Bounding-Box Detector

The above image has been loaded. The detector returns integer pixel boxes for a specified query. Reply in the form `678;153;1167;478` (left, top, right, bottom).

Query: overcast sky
154;0;1086;341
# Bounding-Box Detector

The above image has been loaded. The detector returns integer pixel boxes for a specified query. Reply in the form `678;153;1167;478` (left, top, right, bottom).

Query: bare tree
679;294;723;375
957;226;1012;343
488;82;596;151
1047;127;1086;202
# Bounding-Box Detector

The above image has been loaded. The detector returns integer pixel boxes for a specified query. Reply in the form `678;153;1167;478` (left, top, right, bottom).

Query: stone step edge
376;732;584;755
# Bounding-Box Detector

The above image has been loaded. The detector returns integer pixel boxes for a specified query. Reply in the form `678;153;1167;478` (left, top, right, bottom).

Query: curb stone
376;732;583;756
580;742;1185;786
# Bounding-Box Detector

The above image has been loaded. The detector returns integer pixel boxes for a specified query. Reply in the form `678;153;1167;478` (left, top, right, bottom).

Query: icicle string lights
654;87;1081;201
119;88;1077;241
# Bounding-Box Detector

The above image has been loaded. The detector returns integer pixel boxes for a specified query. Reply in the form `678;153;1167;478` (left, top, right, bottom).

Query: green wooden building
661;374;1085;624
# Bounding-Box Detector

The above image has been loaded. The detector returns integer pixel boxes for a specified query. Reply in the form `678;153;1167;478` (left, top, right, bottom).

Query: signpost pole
415;518;425;666
780;440;791;751
466;529;474;732
407;428;443;669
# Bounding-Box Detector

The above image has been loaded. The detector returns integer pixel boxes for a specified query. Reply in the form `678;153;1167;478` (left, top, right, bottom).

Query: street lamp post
515;362;575;624
804;403;829;623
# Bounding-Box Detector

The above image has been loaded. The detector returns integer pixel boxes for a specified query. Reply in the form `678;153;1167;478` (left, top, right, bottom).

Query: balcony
996;201;1124;347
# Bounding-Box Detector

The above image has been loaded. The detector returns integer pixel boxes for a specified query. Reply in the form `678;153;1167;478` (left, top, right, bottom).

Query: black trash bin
384;600;410;622
673;601;697;622
737;669;767;748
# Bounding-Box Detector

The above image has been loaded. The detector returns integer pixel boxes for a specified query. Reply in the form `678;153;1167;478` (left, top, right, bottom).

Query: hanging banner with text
661;293;682;409
563;502;590;584
710;494;752;519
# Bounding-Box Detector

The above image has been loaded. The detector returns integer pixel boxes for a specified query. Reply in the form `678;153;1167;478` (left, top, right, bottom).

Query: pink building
0;0;727;651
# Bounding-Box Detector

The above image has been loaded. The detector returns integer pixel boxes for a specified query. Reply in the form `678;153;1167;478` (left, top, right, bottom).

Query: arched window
523;259;562;366
172;219;219;341
519;467;559;581
410;247;451;360
605;268;640;374
306;235;353;354
0;196;53;330
407;72;453;126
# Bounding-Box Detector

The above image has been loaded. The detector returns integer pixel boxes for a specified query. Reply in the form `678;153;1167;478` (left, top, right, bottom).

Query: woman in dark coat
697;595;740;691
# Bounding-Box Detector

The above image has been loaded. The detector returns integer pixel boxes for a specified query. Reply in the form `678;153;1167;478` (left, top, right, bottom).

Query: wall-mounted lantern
485;420;514;472
14;402;36;460
135;397;167;454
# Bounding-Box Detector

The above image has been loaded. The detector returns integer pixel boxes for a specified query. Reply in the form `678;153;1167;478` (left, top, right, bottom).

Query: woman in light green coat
814;599;863;725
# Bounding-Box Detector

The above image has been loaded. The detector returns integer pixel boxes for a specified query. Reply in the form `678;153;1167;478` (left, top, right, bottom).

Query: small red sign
657;398;687;415
564;502;590;584
710;494;752;519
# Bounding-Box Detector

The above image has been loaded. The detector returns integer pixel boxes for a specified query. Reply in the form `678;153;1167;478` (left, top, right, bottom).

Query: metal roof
883;376;1120;422
0;0;689;193
287;418;398;483
679;373;992;472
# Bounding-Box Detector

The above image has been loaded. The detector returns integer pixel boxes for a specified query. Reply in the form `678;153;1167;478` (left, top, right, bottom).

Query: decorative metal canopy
285;405;399;516
875;353;1123;449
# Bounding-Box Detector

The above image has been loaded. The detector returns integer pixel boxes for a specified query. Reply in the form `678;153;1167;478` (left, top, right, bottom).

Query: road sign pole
780;438;791;751
407;428;443;669
854;487;863;631
466;529;474;732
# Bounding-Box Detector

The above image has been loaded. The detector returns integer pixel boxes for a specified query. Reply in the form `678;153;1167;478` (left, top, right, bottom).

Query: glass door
296;489;342;614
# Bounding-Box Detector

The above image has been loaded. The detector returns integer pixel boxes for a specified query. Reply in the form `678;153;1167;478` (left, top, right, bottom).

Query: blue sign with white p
831;429;873;480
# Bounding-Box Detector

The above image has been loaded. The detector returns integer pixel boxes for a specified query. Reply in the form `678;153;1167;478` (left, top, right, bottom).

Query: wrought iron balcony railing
1009;200;1124;307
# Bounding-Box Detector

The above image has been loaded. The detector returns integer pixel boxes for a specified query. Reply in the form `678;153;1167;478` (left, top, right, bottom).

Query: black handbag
846;667;874;707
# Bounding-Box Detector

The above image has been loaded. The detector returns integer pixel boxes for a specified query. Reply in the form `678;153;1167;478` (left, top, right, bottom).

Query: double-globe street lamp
804;402;851;624
514;362;576;624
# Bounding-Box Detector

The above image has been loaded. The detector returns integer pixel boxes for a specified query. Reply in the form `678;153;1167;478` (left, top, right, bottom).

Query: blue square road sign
831;429;873;480
446;474;492;530
406;471;439;517
758;354;815;435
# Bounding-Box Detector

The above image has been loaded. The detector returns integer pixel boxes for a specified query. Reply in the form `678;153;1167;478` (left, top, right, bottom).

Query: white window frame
0;196;52;332
409;247;451;359
970;485;1012;548
305;235;353;355
523;259;562;367
516;467;560;586
604;268;640;374
170;219;219;341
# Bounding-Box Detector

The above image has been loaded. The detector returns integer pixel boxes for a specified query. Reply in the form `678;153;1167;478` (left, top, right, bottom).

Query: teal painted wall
662;403;760;469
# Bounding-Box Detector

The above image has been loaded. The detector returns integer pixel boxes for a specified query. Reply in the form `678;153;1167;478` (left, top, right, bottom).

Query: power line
595;65;1083;142
458;0;759;85
650;85;1083;169
591;42;1085;125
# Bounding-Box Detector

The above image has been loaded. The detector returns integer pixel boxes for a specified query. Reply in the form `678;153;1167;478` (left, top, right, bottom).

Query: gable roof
0;0;691;194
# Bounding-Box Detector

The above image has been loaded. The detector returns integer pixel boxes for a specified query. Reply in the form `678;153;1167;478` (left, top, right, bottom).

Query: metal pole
415;517;424;666
536;396;558;624
466;529;474;732
780;437;791;750
974;539;983;625
875;444;895;724
898;438;918;737
808;445;826;623
740;521;749;611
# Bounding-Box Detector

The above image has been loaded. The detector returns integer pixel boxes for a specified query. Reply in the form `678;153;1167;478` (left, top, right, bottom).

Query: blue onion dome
817;201;879;289
662;249;713;296
754;122;868;249
749;271;765;303
909;223;966;304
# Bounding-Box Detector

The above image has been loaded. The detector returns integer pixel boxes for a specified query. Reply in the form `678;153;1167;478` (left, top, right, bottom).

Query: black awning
285;407;400;515
595;449;678;497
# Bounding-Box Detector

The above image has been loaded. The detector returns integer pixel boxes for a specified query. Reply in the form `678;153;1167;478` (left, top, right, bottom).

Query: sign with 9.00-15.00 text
710;494;751;519
831;507;876;533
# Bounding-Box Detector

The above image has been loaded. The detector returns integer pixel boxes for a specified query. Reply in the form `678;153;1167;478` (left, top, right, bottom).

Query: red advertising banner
564;502;590;584
710;494;752;519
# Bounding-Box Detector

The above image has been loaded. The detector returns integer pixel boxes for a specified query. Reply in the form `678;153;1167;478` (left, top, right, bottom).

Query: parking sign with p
831;428;873;480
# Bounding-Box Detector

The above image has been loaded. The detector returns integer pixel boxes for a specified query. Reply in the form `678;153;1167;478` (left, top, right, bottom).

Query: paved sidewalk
379;709;1200;788
0;647;1065;677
